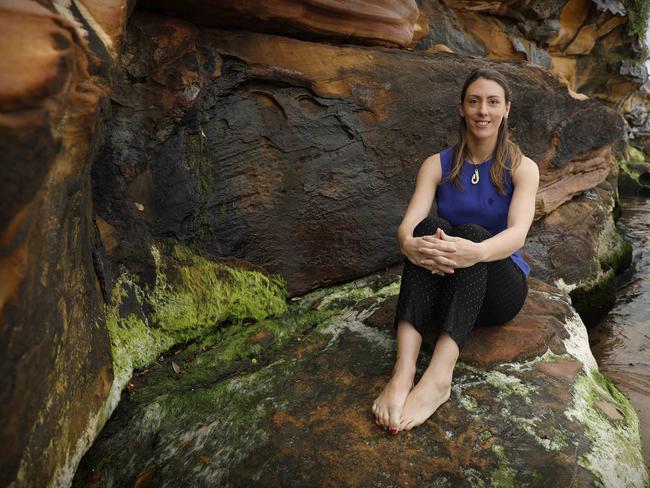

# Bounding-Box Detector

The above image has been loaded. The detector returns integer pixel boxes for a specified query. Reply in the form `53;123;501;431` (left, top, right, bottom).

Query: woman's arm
477;156;539;262
422;156;539;268
397;153;457;271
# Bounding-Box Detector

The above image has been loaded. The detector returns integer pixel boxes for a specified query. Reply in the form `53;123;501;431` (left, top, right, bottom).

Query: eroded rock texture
0;2;114;486
416;0;648;104
94;12;623;298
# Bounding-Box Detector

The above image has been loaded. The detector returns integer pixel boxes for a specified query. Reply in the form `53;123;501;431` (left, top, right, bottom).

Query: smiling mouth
474;120;491;127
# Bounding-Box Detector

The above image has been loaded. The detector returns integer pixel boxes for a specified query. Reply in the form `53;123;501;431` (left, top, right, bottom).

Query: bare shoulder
420;152;442;185
423;152;441;167
512;155;539;185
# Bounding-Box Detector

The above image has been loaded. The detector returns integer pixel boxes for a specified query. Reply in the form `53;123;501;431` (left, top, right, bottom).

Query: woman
372;68;539;434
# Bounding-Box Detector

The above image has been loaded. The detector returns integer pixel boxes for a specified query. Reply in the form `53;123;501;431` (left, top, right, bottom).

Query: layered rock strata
416;0;648;105
137;0;421;47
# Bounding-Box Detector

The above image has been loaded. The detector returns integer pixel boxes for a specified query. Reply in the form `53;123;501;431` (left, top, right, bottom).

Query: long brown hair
448;68;522;195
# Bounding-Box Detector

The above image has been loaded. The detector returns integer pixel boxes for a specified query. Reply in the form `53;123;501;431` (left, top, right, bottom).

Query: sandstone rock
415;0;646;104
524;182;632;326
0;2;113;487
63;0;135;59
93;13;623;297
137;0;420;47
72;271;648;487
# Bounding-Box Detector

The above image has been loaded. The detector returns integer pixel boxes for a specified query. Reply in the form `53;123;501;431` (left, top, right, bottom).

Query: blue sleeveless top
436;147;530;278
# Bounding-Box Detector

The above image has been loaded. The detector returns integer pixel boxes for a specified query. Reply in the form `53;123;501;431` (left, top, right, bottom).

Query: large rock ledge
94;12;623;297
72;272;648;487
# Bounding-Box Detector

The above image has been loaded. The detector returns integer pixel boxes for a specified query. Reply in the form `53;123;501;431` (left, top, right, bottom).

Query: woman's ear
459;105;465;118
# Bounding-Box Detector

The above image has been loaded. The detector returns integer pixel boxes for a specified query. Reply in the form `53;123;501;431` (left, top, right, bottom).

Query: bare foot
398;378;451;431
372;366;415;433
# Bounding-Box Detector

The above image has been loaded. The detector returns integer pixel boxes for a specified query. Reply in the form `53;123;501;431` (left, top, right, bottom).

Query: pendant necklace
471;166;480;185
467;152;493;185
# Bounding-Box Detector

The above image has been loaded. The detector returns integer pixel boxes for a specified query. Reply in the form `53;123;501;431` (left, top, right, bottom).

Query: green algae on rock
565;368;649;488
105;242;288;393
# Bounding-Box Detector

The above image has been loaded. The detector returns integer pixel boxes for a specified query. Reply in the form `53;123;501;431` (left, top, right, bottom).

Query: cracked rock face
72;272;647;487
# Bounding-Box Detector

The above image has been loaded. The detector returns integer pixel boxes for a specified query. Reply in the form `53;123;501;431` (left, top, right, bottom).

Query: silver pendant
471;167;479;185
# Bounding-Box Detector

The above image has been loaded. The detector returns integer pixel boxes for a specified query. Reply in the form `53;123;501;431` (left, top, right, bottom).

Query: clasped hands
403;228;482;275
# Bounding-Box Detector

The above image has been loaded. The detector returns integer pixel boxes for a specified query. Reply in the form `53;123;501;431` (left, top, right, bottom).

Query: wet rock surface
73;272;647;487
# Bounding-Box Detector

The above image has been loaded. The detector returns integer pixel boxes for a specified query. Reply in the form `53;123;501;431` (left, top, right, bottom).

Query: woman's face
459;78;510;141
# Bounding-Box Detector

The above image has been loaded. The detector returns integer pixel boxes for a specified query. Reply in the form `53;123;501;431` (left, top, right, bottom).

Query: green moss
183;131;215;197
623;145;648;163
104;243;289;391
565;369;648;487
483;370;539;404
149;244;287;339
569;270;616;327
600;232;632;275
624;0;650;41
490;444;521;488
104;274;175;388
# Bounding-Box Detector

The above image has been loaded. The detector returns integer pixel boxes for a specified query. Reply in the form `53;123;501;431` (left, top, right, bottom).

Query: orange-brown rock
524;181;631;326
73;0;135;58
137;0;420;47
415;0;646;104
459;279;570;367
0;2;113;487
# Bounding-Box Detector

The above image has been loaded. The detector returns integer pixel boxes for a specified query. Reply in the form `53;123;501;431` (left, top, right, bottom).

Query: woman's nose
479;102;488;114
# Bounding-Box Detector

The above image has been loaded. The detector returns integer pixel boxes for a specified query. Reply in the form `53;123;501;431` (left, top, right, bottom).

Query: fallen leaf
172;361;182;374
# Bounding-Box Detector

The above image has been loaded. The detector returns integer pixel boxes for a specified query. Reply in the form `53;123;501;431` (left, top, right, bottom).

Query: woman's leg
372;320;421;431
398;331;457;431
374;216;452;432
398;223;492;431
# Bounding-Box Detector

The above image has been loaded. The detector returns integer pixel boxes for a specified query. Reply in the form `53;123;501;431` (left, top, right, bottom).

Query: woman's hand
422;228;484;269
401;228;458;275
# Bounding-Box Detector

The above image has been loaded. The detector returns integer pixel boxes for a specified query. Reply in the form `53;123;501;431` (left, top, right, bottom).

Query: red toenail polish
389;427;397;434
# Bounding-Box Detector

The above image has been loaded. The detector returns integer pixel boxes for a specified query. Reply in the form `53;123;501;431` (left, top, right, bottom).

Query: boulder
71;272;648;487
523;181;632;326
93;12;623;297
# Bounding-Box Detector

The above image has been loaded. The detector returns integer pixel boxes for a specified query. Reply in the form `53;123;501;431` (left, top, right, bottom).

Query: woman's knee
452;223;492;242
414;216;452;237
